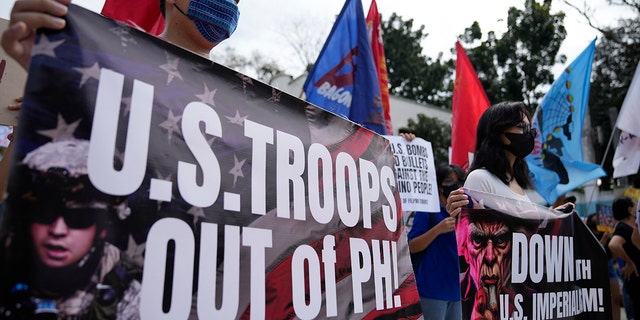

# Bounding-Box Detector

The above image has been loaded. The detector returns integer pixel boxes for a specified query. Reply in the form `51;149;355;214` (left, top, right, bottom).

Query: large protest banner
456;189;611;320
0;5;422;319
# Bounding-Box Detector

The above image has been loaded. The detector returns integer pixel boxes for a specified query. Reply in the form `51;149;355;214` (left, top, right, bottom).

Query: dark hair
585;212;604;241
159;0;166;17
436;164;465;187
469;101;532;188
586;213;598;230
612;196;634;221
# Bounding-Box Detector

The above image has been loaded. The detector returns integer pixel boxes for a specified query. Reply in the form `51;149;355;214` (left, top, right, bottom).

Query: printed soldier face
465;219;512;312
30;201;107;268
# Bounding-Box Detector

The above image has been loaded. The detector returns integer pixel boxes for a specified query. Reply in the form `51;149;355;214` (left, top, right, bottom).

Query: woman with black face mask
445;101;576;217
452;101;536;204
442;101;538;320
443;102;576;319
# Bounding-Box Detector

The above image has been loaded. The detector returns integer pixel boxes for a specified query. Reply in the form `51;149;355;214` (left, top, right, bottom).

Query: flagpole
586;125;618;214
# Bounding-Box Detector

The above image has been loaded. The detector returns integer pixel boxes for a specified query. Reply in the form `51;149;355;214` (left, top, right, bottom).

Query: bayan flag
451;41;490;170
526;39;605;205
0;5;422;319
366;0;393;135
616;60;640;137
613;131;640;178
101;0;165;35
303;0;387;135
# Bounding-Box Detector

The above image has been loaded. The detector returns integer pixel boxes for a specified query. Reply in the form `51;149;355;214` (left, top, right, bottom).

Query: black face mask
441;183;461;199
504;128;536;158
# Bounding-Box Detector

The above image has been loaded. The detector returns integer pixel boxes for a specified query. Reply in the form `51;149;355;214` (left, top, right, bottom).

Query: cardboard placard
0;18;25;126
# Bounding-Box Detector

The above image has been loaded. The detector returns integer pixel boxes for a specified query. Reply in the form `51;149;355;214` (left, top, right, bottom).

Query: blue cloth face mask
174;0;240;44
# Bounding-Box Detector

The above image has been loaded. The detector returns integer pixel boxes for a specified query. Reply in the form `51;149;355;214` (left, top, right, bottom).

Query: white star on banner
229;154;246;187
32;35;64;58
159;110;182;143
124;235;146;267
236;73;253;93
37;114;81;141
192;61;214;72
159;55;183;85
187;206;206;226
225;110;248;126
109;26;138;47
196;84;217;105
267;87;281;103
74;62;101;87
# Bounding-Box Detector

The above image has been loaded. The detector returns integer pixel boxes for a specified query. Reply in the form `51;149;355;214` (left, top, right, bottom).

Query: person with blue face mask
158;0;240;57
1;0;240;69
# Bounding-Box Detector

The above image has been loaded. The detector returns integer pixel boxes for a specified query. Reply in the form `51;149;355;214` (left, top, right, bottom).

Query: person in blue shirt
408;163;464;320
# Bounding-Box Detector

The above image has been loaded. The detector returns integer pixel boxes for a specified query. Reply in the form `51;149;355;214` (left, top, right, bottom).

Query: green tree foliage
381;13;453;107
459;0;567;114
212;47;284;83
399;114;451;166
458;23;502;105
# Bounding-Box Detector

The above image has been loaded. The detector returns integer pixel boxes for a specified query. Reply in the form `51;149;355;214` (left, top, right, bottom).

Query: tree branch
561;0;622;43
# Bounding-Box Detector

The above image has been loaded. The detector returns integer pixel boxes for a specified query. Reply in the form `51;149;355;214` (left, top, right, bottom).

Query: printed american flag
2;5;421;319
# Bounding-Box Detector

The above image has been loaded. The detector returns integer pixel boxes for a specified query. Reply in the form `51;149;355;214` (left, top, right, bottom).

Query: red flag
451;41;490;170
366;0;393;134
101;0;165;35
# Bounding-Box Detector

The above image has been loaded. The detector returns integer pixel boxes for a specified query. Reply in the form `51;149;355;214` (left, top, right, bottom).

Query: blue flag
303;0;386;135
526;39;606;205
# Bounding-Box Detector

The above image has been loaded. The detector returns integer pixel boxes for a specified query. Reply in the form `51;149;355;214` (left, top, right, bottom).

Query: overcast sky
216;0;633;77
1;0;635;77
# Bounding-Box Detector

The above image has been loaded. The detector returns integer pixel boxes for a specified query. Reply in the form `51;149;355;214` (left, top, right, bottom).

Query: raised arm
408;216;456;253
609;235;639;280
